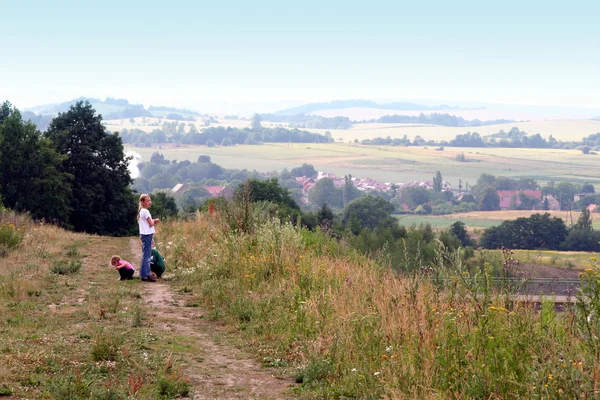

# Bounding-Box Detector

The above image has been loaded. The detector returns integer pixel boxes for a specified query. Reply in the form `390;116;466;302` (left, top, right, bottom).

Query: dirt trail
129;239;294;400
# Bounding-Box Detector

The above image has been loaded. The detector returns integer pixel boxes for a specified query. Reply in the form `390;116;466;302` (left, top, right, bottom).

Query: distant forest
363;113;515;127
259;112;512;129
119;125;333;147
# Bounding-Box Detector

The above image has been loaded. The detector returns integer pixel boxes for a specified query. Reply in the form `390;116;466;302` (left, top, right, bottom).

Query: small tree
317;203;334;229
479;186;500;211
251;113;262;131
449;221;474;247
433;171;443;193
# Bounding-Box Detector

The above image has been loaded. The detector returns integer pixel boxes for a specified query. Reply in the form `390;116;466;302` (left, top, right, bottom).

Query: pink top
118;260;135;270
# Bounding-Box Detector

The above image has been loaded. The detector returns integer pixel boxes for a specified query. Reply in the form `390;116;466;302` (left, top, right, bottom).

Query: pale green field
108;115;600;143
125;142;600;187
395;214;502;229
311;120;600;142
105;117;279;133
396;211;600;230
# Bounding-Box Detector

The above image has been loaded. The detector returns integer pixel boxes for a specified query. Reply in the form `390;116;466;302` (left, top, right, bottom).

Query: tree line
119;124;333;147
363;112;515;127
361;128;600;151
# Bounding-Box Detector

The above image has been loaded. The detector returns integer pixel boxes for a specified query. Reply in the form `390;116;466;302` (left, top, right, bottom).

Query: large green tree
341;195;394;230
46;101;136;235
0;102;72;222
480;213;568;250
308;178;343;208
555;182;578;210
479;186;501;211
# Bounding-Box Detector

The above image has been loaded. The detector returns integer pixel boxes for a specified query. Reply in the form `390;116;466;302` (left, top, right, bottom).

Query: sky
1;0;599;113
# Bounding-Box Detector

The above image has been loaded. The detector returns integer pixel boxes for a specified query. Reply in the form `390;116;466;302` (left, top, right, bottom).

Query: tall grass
160;209;599;398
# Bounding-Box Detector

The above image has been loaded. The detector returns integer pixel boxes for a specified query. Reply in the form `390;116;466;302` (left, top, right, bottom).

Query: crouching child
110;255;135;281
150;242;166;278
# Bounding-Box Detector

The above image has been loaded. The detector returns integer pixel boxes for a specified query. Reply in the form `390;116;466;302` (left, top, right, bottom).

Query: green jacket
150;248;166;277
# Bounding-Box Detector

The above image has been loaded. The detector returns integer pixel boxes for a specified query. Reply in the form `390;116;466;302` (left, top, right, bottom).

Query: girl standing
138;194;160;282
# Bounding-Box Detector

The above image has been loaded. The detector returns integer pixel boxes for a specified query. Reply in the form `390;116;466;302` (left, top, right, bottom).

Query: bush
0;222;25;251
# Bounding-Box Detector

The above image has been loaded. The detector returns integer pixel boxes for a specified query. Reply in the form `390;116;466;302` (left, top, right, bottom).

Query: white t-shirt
138;208;155;235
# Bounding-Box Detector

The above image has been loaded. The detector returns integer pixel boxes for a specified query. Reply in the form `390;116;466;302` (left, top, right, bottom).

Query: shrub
0;222;25;251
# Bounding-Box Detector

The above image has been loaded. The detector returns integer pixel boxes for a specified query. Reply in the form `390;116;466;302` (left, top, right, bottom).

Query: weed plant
160;208;600;399
49;259;82;275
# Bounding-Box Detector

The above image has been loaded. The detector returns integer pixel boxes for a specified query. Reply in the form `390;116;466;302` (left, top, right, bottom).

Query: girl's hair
110;255;121;265
138;194;150;220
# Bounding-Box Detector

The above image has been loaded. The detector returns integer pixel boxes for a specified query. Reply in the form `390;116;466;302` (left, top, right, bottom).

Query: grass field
104;117;283;133
335;119;600;142
125;142;600;188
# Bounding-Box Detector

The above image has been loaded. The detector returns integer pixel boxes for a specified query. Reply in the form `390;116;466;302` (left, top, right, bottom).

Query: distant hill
21;111;53;132
25;97;202;121
27;97;152;119
147;106;201;118
273;99;463;116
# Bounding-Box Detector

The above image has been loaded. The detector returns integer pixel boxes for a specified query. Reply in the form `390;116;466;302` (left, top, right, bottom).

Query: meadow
315;120;600;143
157;207;600;398
125;142;600;188
3;202;600;398
0;212;192;399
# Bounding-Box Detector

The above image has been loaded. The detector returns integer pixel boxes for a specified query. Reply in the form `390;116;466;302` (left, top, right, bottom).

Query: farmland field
106;115;600;144
125;142;600;188
396;210;600;230
341;119;600;142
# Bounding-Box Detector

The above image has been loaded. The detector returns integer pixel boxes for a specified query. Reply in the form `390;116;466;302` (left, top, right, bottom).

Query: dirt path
129;239;294;400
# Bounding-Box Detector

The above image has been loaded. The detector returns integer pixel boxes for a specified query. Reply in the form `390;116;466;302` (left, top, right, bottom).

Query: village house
171;183;188;194
574;193;594;202
202;185;234;199
544;194;561;211
497;190;542;210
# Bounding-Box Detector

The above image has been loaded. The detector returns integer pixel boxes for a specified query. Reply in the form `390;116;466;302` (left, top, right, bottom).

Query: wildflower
351;368;357;373
548;374;553;380
381;355;388;360
373;371;381;376
385;346;392;353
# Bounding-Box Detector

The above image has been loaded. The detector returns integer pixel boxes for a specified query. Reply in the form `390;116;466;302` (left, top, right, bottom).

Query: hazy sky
1;0;599;112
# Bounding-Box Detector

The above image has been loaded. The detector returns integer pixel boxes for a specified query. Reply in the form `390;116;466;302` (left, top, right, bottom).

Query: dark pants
118;268;134;280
